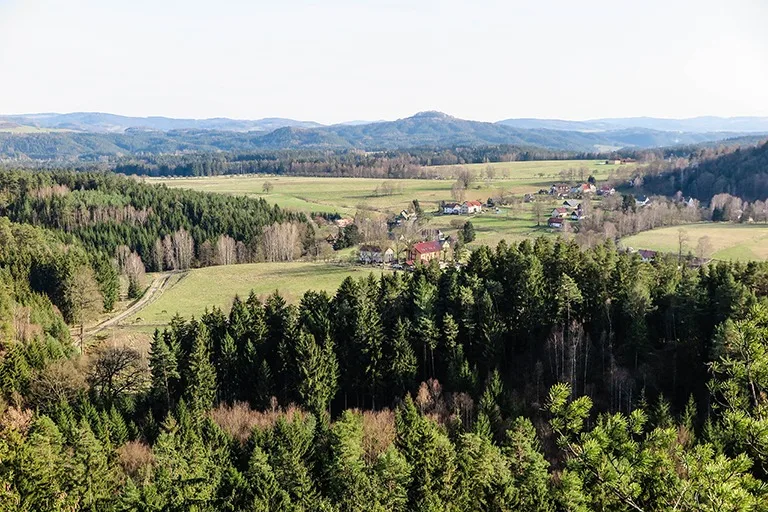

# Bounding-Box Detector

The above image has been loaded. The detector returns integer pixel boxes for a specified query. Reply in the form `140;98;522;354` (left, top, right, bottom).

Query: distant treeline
3;146;605;179
640;141;768;203
111;147;604;178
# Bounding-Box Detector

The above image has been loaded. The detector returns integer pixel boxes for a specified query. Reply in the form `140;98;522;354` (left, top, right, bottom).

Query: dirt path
85;272;181;338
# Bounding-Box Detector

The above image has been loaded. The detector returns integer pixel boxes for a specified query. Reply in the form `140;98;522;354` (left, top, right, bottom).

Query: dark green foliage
3;218;768;510
461;221;476;243
643;141;768;202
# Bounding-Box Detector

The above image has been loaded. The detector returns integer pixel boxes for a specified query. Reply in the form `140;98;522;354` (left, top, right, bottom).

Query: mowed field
151;159;630;246
621;223;768;261
128;262;391;328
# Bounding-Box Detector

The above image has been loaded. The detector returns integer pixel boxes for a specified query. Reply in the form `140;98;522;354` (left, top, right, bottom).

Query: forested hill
0;111;757;159
0;170;310;272
3;238;768;509
643;140;768;202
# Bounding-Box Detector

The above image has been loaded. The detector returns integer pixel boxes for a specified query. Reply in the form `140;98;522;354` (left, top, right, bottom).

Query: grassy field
621;223;768;261
151;159;627;246
128;262;390;327
151;160;626;214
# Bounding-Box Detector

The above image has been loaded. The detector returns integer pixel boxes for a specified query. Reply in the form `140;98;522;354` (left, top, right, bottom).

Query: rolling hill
0;111;764;159
0;112;323;133
498;116;768;133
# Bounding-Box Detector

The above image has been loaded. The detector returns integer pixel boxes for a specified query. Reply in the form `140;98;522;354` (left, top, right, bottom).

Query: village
340;176;655;269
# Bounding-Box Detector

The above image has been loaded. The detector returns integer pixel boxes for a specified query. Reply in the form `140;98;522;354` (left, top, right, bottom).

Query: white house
359;245;395;264
461;200;483;214
443;203;461;215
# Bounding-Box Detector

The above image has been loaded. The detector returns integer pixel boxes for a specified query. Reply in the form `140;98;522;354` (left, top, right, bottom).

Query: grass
0;124;71;133
151;159;626;246
128;261;391;327
621;223;768;261
151;160;626;215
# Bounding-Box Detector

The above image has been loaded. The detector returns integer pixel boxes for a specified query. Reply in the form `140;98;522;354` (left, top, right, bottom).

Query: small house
359;245;395;264
550;183;571;197
409;240;443;264
598;185;616;196
637;249;657;262
562;199;580;208
461;200;483;214
551;207;569;218
443;203;461;215
571;183;596;196
547;217;564;229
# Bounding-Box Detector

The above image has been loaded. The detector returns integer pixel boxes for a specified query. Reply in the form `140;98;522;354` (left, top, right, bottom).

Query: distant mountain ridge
0;111;765;159
0;112;323;133
498;116;768;133
4;111;768;134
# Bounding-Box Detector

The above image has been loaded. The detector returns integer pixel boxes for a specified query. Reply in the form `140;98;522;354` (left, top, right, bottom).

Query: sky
1;0;767;124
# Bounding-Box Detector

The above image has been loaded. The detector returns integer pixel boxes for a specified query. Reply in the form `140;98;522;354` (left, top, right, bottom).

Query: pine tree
295;330;339;418
217;333;239;403
184;323;217;416
388;318;417;397
149;329;180;416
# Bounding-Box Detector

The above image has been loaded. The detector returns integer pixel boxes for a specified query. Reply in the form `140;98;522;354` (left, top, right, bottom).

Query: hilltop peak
408;111;454;120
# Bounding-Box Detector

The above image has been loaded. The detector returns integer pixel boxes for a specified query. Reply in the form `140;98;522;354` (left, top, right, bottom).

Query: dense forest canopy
642;141;768;202
3;233;768;509
0;170;309;271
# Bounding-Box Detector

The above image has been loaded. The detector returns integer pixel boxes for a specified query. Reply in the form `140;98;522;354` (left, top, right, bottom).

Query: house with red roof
409;240;443;264
551;207;569;218
547;217;564;229
461;200;483;214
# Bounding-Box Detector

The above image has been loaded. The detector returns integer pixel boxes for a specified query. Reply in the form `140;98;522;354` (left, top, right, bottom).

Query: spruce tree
184;323;217;416
149;329;180;416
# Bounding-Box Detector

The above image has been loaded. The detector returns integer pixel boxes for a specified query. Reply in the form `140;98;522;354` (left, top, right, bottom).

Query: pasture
621;223;768;261
150;159;627;246
129;262;391;327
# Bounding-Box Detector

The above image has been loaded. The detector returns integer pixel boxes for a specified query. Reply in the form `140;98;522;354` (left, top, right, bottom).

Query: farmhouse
359;245;395;264
598;185;616;196
443;203;461;215
550;183;571;197
461;200;483;214
547;217;564;229
635;195;650;207
409;240;443;264
551;207;569;218
571;183;596;196
637;249;657;262
562;200;580;208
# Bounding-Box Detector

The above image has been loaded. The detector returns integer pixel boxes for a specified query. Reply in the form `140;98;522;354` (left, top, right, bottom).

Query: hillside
498;115;768;133
643;141;768;202
0;111;758;159
0;112;323;133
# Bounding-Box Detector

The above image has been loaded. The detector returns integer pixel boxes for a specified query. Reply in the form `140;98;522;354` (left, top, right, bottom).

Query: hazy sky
1;0;766;124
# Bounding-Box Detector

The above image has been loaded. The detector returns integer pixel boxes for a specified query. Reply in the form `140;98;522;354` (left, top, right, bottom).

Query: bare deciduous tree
261;222;301;262
215;234;237;266
88;346;149;405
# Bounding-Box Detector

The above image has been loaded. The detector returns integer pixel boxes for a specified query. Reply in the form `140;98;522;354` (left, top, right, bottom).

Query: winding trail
85;272;182;338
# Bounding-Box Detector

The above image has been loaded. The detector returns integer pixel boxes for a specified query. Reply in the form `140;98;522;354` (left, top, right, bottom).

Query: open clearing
151;159;629;246
128;262;391;327
621;223;768;261
151;160;625;215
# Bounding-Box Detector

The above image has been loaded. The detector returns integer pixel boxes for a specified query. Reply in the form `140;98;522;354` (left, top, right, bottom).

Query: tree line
3;145;605;179
640;140;768;202
0;170;311;272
